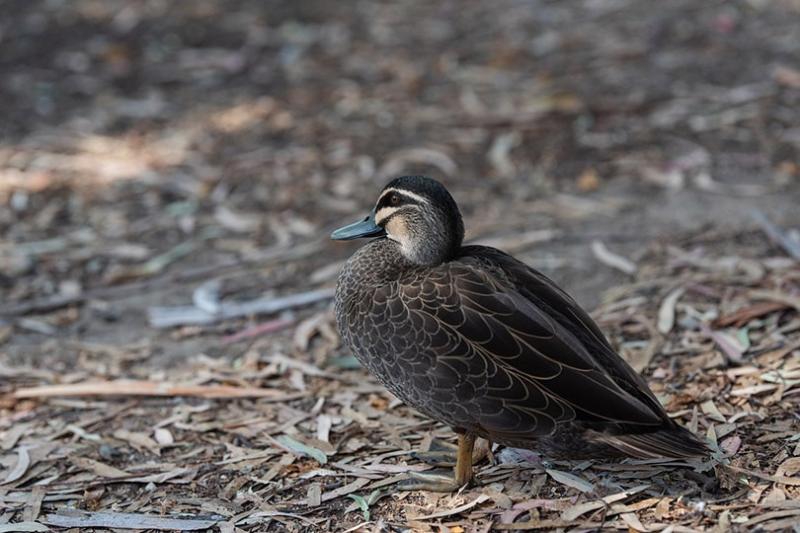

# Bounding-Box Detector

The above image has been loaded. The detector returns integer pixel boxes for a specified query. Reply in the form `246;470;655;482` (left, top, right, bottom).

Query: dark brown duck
332;175;707;491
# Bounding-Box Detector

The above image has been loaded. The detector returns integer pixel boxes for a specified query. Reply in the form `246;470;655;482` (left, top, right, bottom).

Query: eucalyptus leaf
545;468;594;493
276;435;328;464
348;494;370;521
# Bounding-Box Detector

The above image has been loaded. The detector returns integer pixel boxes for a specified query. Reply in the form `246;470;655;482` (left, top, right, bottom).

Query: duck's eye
390;194;400;206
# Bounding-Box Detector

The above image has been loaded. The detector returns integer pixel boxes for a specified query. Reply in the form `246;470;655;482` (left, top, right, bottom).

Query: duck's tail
591;425;710;460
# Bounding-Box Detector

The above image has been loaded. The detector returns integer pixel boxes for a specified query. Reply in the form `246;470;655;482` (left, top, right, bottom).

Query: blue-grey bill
331;214;386;240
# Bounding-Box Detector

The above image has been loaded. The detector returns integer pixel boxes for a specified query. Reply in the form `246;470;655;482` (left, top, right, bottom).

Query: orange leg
401;433;478;492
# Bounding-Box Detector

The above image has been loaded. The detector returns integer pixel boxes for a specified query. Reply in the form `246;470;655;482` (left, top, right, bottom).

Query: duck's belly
334;286;470;431
341;321;467;429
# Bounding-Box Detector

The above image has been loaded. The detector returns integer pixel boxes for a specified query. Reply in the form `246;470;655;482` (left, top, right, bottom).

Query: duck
331;175;707;491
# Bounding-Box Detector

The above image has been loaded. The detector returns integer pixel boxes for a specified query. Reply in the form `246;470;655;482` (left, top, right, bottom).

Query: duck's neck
347;239;421;283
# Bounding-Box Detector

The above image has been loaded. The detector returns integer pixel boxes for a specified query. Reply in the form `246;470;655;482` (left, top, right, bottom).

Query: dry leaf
42;511;218;530
70;457;131;479
657;287;684;334
701;400;726;423
545;468;595;493
408;494;489;520
591;240;637;275
153;428;174;445
775;457;800;478
2;447;31;484
720;435;742;456
114;429;161;455
274;435;328;464
562;484;649;521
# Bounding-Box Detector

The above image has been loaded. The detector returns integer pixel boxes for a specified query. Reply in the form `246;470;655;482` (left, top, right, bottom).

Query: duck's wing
392;250;668;444
466;247;709;457
463;245;667;417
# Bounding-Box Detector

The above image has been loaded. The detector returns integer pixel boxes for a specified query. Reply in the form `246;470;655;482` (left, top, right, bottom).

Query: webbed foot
399;433;478;492
399;469;467;492
411;437;492;467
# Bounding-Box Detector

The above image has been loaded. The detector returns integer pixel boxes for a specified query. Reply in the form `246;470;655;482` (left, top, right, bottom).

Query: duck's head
331;176;464;266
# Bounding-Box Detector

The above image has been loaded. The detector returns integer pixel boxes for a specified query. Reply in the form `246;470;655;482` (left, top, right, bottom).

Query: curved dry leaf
701;400;726;423
702;325;745;364
2;447;31;484
561;484;650;521
214;205;261;233
775;457;800;478
192;279;222;314
378;147;457;178
71;457;131;479
619;512;648;532
113;429;161;456
545;468;594;493
591;240;637;275
316;414;332;443
1;424;29;451
488;132;520;177
657;287;684;334
274;435;327;464
408;494;489;520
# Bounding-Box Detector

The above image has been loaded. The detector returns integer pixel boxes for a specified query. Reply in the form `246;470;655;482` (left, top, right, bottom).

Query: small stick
751;209;800;260
12;380;285;399
221;315;296;344
147;287;334;328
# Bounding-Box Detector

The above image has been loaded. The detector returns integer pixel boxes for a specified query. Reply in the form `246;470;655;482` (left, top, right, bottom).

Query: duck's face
331;176;465;266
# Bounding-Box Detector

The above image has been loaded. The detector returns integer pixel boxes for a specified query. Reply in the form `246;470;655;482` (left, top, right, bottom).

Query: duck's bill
331;213;386;240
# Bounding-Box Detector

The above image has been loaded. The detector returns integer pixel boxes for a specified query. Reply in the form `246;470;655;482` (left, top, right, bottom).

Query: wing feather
397;252;664;440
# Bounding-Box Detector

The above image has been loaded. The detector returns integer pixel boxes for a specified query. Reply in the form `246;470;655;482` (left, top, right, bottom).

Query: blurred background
0;0;800;354
2;2;800;529
0;0;800;305
1;0;799;359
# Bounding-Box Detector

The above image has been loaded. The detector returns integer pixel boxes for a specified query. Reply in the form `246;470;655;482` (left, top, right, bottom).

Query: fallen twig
0;240;326;317
12;380;285;399
749;290;800;313
408;494;490;521
751;209;800;260
42;510;220;531
148;287;334;328
221;315;297;344
724;464;800;486
591;240;637;275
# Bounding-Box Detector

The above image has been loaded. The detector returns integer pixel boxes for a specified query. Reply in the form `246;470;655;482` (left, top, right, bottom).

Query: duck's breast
334;241;451;419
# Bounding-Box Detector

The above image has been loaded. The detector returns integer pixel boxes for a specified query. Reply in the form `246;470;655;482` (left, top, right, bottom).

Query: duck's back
335;240;707;458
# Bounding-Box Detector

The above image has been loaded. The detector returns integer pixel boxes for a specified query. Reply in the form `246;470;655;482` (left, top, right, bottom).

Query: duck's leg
400;433;476;492
412;436;492;467
453;432;476;485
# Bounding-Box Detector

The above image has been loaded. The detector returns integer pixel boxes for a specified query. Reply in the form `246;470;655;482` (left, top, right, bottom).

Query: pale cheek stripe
386;218;410;250
375;206;400;226
377;188;430;206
